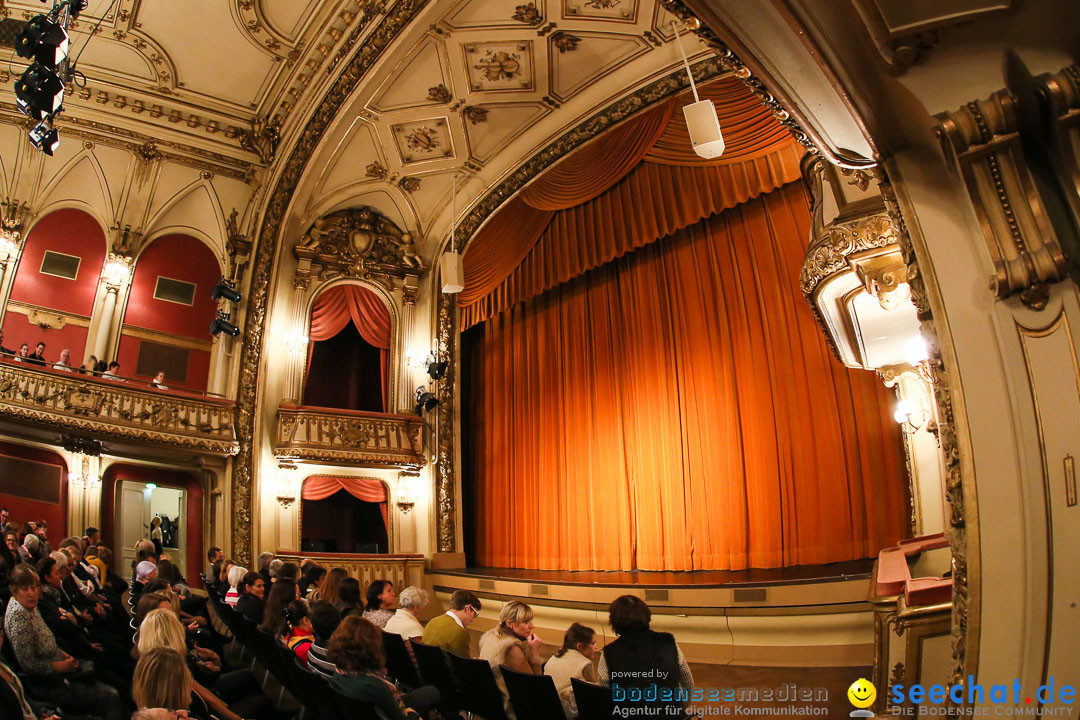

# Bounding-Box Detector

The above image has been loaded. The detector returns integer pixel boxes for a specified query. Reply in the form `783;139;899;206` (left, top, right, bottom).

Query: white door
118;481;150;575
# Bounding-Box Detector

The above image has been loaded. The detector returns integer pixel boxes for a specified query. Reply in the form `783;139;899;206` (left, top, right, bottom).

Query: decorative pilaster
435;291;456;554
0;199;30;327
91;254;132;361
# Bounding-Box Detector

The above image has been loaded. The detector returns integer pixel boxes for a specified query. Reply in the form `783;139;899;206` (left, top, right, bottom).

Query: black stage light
209;312;240;337
211;280;242;304
426;358;448;381
15;63;65;120
69;0;89;19
15;15;69;69
29;120;59;156
414;387;439;415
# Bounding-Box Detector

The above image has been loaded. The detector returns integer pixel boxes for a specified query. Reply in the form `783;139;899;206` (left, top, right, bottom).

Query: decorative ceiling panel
463;41;536;93
391;119;456;164
316;120;386;199
564;0;639;23
370;37;454;113
445;0;545;30
548;32;651;102
464;102;551;163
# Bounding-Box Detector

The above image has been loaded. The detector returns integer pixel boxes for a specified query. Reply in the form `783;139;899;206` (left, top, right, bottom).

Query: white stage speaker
682;99;726;159
440;252;464;294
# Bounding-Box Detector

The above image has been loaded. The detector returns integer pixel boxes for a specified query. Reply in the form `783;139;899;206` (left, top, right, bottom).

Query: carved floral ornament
293;206;424;286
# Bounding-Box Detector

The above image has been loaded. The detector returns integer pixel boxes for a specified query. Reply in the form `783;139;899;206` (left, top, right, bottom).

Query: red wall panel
2;313;90;366
0;440;68;538
115;333;211;392
9;209;106;317
123;234;221;338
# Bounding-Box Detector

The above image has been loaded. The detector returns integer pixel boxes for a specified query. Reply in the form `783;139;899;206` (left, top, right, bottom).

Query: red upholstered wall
99;462;204;588
4;209;106;360
0;440;68;538
117;234;221;391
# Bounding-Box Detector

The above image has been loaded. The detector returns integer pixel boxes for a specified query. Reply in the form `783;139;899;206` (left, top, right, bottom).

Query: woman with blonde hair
133;647;191;712
314;567;348;605
478;600;544;719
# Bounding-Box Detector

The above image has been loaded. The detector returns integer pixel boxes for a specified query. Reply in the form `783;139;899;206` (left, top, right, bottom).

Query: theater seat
572;677;614;720
500;664;567;720
445;652;509;720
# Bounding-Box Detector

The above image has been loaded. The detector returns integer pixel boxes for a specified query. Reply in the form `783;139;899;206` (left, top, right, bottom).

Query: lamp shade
682;99;726;159
441;252;464;294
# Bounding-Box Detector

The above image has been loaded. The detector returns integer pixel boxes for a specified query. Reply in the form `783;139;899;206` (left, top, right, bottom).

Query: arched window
304;284;390;412
300;476;389;554
4;208;106;366
118;234;221;392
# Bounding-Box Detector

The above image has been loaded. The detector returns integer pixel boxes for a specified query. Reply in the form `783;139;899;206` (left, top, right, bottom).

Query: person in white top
383;585;429;641
101;361;124;381
544;623;599;719
53;348;73;371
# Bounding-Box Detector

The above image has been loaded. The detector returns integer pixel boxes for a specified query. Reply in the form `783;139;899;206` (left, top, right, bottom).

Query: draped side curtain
306;284;391;409
302;475;388;527
463;183;908;571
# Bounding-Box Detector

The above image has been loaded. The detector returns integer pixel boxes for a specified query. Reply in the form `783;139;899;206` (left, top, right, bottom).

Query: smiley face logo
847;678;876;709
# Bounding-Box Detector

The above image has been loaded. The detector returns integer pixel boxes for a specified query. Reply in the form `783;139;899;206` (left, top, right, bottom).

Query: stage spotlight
69;0;89;19
211;280;241;304
15;63;65;120
29;120;59;156
15;15;70;69
209;312;240;337
426;357;448;381
414;387;439;415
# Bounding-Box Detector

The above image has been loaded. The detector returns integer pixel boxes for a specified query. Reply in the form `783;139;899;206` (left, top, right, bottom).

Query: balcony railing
274;404;425;469
275;551;425;590
0;360;239;455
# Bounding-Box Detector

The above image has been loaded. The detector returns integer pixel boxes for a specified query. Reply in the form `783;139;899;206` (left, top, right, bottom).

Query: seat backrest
501;665;567;720
410;639;461;710
445;652;510;720
572;677;615;720
381;630;422;689
328;680;381;720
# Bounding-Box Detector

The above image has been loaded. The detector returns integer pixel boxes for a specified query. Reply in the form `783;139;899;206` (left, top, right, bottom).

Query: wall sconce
893;398;930;433
101;255;132;288
277;461;298;508
70;453;99;488
396;473;418;514
286;334;309;352
0;234;19;262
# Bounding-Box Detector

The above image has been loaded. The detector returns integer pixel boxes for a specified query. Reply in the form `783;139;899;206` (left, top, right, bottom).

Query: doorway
117;481;188;580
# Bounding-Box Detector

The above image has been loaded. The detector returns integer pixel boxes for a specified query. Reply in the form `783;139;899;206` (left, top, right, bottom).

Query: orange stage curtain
302;475;387;528
519;100;675;211
461;147;803;329
464;183;907;571
307;285;390;409
459;199;554;307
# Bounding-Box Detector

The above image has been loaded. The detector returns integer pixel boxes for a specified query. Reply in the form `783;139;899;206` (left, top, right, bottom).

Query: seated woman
299;564;326;599
258;577;297;637
139;608;274;720
2;564;125;720
327;615;440;720
0;621;64;720
132;647;191;716
544;623;599;719
598;595;694;718
310;566;347;604
224;566;246;607
335;577;362;617
235;571;266;623
478;600;544;719
283;600;315;665
361;580;396;628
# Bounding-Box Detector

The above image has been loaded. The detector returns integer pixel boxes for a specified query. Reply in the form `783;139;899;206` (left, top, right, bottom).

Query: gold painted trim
295;474;394;555
5;302;91;329
121;326;214;352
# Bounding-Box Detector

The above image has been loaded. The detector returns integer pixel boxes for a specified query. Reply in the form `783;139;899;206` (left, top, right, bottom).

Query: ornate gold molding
295;206;424;285
435;291;455;553
934;90;1068;309
274;406;425;469
1036;63;1080;268
799;212;899;296
0;363;239;455
879;174;972;695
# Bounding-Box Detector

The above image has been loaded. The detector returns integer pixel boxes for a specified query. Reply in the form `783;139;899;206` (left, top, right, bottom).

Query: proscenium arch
301;277;401;413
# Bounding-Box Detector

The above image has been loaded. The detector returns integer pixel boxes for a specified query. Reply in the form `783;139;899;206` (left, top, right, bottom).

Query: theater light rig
13;0;94;156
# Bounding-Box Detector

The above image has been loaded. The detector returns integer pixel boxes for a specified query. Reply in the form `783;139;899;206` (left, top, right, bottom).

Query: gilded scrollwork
798;213;899;296
435;291;456;553
295;206;425;285
273;406;425;469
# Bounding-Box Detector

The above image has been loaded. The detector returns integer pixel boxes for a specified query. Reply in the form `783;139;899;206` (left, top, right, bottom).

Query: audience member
101;361;122;380
479;600;543;718
283;600;315;665
0;619;64;720
275;562;299;583
335;577;362;617
3;564;125;720
311;566;347;604
17;533;40;565
362;580;395;628
132;647;191;713
599;595;694;717
421;589;480;658
256;551;274;585
225;565;247;607
150;517;164;556
27;342;47;366
0;331;13;356
383;586;428;643
149;370;168;389
136;560;159;585
52;349;72;371
305;600;341;678
258;577;296;637
266;558;283;582
544;623;598;718
13;343;29;362
298;564;325;598
235;571;265;623
327;615;439;720
206;546;223;579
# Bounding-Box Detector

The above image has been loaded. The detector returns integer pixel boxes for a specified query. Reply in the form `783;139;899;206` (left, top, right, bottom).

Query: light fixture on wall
209;311;240;337
893;398;930;434
425;353;448;381
69;453;98;489
211;279;242;304
277;461;298;508
414;386;438;415
285;334;309;352
672;20;725;159
396;472;418;515
101;256;131;287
